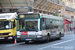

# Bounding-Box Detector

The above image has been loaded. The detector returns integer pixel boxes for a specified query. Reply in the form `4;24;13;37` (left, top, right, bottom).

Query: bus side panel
41;30;48;40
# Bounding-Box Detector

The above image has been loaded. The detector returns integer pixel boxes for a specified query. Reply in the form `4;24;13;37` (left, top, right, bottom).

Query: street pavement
64;31;74;34
0;33;75;50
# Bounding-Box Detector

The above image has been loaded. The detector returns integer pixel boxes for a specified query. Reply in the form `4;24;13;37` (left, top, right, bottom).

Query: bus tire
25;41;29;44
58;33;61;40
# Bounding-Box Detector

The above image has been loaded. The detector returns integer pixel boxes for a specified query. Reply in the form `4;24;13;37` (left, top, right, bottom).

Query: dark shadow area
0;41;23;44
20;39;62;45
0;38;62;45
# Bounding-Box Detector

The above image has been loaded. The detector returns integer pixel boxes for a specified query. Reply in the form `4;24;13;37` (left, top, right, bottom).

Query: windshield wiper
20;29;26;32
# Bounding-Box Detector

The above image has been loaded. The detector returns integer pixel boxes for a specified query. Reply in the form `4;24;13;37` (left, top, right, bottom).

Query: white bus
16;13;64;43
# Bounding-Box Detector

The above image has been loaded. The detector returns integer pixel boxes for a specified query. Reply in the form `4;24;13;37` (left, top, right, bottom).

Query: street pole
71;16;74;27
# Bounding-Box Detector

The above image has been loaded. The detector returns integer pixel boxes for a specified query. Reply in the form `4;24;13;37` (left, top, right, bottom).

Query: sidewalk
64;31;74;34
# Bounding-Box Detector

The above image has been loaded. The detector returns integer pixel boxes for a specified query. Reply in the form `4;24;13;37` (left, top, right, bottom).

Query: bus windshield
26;21;38;31
0;21;11;30
18;19;38;31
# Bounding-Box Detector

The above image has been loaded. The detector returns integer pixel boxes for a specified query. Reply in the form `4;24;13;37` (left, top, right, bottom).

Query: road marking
38;39;75;50
1;42;32;48
6;42;25;47
6;41;32;47
65;34;75;36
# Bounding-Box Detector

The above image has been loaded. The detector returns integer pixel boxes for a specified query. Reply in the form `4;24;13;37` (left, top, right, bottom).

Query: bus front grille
0;33;10;36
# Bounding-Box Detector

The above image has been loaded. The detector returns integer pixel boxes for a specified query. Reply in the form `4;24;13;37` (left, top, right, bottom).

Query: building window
10;9;18;12
43;11;45;14
0;9;2;13
34;0;37;2
39;11;41;13
34;9;37;12
48;12;49;15
28;7;32;12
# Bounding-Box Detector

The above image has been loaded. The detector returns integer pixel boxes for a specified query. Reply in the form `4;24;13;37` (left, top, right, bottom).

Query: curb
64;31;74;35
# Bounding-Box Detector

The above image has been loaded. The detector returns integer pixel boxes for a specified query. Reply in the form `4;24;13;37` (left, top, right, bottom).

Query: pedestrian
70;27;72;31
71;27;73;31
74;27;75;34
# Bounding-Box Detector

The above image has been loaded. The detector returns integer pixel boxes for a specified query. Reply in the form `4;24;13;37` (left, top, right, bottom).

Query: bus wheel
25;41;29;44
58;34;61;40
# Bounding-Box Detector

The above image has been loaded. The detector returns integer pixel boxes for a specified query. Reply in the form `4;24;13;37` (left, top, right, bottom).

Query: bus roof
18;13;63;21
18;12;39;15
40;14;63;21
0;12;17;20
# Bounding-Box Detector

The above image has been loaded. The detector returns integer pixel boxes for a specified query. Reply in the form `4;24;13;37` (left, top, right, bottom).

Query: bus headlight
9;33;11;35
8;37;12;39
17;31;21;35
17;36;20;38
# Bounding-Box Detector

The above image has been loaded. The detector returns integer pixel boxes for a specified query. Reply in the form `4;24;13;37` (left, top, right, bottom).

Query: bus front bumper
17;35;47;41
0;36;14;41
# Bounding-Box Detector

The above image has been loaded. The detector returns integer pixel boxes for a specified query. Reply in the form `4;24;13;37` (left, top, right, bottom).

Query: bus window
49;26;54;29
25;21;38;31
40;18;42;30
42;22;45;30
19;19;25;30
42;18;45;22
0;21;11;29
42;18;45;30
54;26;58;29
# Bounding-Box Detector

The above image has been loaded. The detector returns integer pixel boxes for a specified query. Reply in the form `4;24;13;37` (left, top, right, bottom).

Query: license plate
0;37;4;39
25;39;32;40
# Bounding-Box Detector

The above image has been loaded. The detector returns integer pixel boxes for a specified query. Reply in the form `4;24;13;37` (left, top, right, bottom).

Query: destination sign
26;15;39;17
19;14;39;18
19;15;25;18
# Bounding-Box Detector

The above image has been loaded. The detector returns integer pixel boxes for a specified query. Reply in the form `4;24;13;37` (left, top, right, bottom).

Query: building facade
0;0;64;14
59;0;75;31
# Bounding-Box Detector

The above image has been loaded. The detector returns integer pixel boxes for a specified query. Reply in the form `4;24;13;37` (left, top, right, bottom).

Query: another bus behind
0;13;17;41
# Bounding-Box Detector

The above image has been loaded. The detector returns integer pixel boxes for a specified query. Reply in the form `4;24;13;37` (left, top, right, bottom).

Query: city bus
0;13;17;41
16;12;64;43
